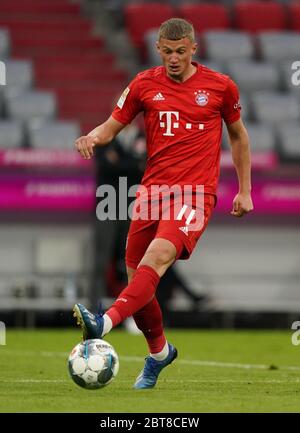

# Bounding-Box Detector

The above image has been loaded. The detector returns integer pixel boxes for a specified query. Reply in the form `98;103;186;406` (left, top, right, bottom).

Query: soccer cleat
73;303;104;341
133;343;178;389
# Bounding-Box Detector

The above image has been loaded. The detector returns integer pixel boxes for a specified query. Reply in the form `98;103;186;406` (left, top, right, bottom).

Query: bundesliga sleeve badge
117;87;130;109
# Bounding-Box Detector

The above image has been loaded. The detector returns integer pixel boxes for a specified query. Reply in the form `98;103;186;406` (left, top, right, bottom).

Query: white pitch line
121;356;300;372
2;349;300;372
1;379;300;385
0;379;68;383
178;359;269;370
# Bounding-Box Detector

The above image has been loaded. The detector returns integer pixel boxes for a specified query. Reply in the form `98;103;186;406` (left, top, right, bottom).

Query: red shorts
125;193;216;269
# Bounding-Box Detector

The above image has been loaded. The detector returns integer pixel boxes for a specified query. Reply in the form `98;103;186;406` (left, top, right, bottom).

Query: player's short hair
158;18;195;42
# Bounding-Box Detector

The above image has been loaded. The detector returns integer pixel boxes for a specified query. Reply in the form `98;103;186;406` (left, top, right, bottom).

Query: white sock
101;314;113;337
150;341;169;361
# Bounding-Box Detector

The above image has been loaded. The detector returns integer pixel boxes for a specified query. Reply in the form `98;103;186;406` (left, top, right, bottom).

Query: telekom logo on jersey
159;111;205;136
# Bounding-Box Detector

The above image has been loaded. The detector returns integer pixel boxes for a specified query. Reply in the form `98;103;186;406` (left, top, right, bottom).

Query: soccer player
73;18;253;389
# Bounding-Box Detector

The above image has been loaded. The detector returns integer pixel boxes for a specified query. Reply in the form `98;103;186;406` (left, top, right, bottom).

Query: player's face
157;37;197;81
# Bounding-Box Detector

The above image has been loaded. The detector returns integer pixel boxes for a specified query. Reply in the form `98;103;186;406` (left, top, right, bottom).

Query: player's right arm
75;116;125;160
76;77;142;160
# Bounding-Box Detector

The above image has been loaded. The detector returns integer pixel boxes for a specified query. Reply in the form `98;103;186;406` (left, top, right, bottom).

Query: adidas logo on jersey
179;226;189;236
153;92;165;101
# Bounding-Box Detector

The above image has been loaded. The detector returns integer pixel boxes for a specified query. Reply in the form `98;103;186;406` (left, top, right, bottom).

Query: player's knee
142;243;176;274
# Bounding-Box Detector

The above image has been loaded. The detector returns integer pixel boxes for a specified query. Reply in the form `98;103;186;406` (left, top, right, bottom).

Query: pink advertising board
0;176;299;214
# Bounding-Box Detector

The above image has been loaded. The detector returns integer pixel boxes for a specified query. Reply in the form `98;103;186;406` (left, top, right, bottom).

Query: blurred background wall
0;0;299;329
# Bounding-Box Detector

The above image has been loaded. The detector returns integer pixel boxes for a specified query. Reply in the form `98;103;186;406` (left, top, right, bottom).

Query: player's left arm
226;118;254;218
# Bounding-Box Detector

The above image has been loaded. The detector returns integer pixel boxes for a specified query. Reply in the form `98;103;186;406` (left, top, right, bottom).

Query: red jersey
112;62;241;196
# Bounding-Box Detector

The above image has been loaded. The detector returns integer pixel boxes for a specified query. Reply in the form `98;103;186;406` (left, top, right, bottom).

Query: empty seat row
0;59;34;100
0;33;80;149
0;0;80;14
0;120;80;149
204;31;300;62
0;89;299;149
223;121;300;160
223;122;275;152
251;91;300;124
257;32;300;62
2;90;57;124
0;90;299;153
277;124;300;160
28;121;80;149
0;86;120;133
0;26;81;146
55;90;300;140
145;30;300;65
226;61;281;93
202;60;300;97
1;116;298;160
235;91;300;124
125;1;300;55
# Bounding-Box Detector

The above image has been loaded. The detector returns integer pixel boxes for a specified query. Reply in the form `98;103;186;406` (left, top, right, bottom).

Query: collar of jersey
164;61;201;85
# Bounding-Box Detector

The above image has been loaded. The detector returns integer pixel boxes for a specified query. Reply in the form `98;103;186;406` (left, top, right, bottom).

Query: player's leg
73;195;215;339
126;261;178;389
73;222;182;389
129;192;216;363
127;266;167;357
129;194;216;387
123;215;183;389
73;193;196;340
102;237;176;330
73;238;177;340
73;217;158;339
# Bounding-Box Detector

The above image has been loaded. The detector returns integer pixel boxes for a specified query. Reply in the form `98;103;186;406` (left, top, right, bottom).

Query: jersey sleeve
111;76;142;125
221;78;241;125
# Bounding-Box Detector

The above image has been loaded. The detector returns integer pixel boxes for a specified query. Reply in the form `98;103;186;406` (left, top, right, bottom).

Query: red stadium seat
0;0;80;14
178;3;230;33
289;2;300;31
0;17;91;33
124;2;175;55
234;1;287;32
1;0;128;134
11;32;103;50
34;63;126;83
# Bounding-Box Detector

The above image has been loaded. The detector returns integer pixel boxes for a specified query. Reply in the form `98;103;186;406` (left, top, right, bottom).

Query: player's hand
231;193;254;218
75;135;97;159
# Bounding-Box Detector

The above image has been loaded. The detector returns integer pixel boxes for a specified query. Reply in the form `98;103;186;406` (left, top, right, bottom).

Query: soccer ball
68;339;119;389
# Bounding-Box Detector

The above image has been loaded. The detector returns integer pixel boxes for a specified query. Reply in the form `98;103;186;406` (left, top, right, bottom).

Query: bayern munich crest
194;90;209;106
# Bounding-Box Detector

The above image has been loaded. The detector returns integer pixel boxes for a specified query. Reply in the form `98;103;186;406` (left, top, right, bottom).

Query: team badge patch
117;87;130;109
194;90;209;106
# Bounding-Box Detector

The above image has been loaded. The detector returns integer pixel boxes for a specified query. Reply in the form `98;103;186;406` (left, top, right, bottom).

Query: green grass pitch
0;328;299;413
